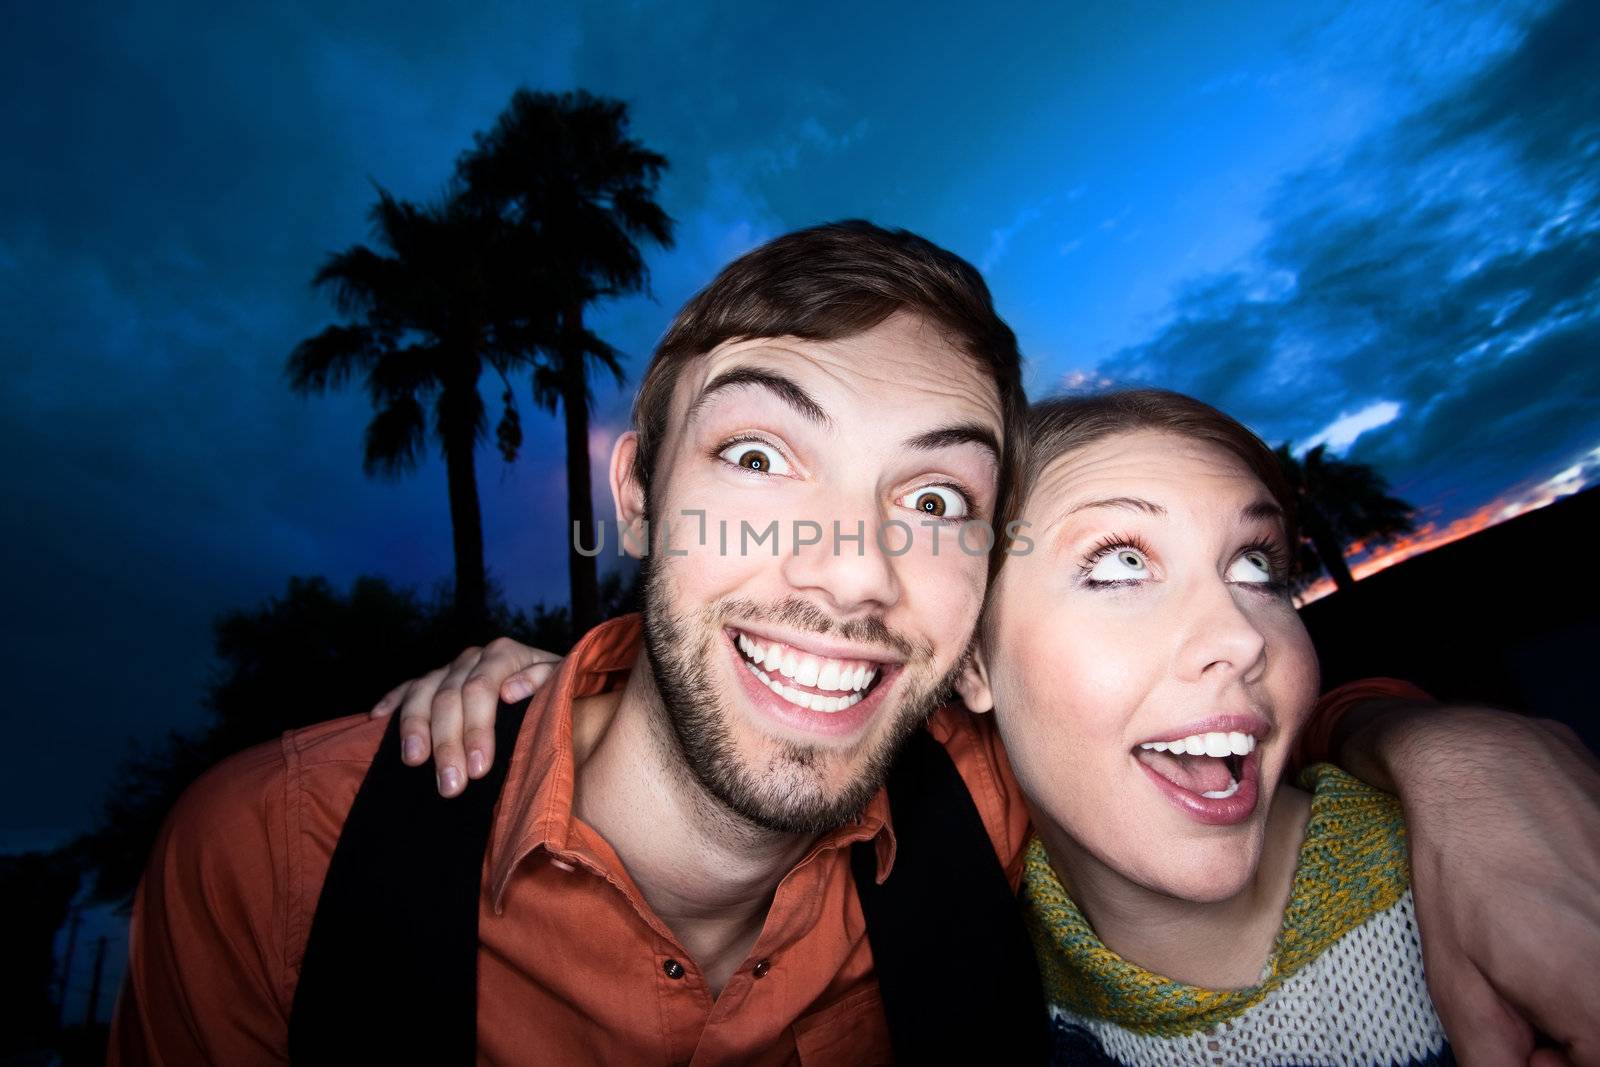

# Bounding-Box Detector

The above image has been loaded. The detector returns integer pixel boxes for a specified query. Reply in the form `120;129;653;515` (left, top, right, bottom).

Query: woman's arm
378;644;1600;1064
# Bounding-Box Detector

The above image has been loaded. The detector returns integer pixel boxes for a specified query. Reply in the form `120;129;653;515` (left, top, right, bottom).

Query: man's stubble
636;549;972;835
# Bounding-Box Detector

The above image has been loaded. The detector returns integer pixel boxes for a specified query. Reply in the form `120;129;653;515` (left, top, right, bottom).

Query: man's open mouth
1134;731;1258;799
730;629;889;714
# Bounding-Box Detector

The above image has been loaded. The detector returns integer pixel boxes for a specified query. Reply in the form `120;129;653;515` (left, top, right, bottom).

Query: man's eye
1087;547;1149;582
718;442;791;475
898;486;968;519
1227;550;1274;584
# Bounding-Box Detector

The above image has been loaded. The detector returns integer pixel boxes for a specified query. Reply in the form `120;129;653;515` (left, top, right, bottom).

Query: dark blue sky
5;0;1597;849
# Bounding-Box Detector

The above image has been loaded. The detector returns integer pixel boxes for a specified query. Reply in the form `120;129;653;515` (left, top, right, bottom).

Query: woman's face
961;430;1320;903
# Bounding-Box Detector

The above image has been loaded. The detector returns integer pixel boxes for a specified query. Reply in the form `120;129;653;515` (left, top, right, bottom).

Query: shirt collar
486;613;899;908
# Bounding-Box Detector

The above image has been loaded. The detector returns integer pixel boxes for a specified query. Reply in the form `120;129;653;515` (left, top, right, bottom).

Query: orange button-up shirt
110;614;1411;1066
110;614;1031;1065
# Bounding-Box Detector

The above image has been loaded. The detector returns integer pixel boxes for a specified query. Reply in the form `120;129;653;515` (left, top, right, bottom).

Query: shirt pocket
792;983;894;1066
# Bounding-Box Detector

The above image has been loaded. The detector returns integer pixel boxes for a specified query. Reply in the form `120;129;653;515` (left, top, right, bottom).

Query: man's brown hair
631;220;1028;561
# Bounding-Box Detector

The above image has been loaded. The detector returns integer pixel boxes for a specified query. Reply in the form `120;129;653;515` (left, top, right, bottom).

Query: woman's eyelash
1240;538;1289;569
1076;535;1294;591
1078;532;1151;583
1238;538;1293;591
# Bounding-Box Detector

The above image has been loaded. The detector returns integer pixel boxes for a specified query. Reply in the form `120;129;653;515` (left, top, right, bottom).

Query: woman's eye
1087;547;1149;582
898;486;969;520
1227;549;1275;584
718;442;791;476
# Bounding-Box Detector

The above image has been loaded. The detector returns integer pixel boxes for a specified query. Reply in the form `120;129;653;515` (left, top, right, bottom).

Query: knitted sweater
1022;765;1454;1067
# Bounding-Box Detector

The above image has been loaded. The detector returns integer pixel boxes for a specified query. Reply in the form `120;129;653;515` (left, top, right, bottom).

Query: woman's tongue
1137;748;1233;795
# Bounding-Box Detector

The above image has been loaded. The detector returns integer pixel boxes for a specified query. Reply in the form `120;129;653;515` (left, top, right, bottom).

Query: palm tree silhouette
459;89;674;635
289;189;545;628
1275;443;1416;594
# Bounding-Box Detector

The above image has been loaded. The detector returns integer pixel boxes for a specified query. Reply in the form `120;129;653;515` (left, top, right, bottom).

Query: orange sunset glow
1297;445;1600;605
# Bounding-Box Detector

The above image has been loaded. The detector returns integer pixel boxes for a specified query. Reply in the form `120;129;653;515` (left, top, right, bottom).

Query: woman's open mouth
1133;726;1264;826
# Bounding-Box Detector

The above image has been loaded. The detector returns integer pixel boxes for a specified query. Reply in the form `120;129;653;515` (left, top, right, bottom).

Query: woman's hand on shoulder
369;638;565;796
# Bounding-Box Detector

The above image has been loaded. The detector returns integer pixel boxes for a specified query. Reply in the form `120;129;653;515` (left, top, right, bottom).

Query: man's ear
610;431;648;560
954;641;997;714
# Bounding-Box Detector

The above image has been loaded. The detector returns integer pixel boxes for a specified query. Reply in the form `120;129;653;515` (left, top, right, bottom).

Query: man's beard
638;554;966;835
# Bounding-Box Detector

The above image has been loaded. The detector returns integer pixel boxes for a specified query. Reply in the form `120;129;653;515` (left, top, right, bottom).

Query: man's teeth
742;661;866;713
735;632;878;693
1139;731;1256;757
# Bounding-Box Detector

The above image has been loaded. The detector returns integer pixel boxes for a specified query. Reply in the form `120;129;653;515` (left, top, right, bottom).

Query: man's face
629;311;1004;833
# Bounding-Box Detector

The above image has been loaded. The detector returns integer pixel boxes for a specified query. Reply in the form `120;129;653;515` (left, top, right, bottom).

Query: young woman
952;390;1450;1065
397;389;1454;1065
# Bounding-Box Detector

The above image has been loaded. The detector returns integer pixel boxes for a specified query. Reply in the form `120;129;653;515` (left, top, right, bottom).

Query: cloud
1414;0;1600;166
980;200;1049;273
1098;0;1600;534
1298;401;1402;455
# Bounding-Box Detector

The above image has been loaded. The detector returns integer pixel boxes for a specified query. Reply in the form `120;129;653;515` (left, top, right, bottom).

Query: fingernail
468;750;486;777
439;768;461;795
403;736;423;764
504;680;531;701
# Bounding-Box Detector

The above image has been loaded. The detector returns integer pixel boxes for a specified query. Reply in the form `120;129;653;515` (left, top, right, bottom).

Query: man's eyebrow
1065;496;1168;517
687;366;832;428
902;423;1002;465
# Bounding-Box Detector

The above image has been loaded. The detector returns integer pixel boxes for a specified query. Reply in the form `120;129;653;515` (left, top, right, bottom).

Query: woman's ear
610;432;648;560
954;641;997;714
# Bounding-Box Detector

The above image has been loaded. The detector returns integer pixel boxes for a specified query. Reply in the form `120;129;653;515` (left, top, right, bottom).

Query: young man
114;222;1600;1065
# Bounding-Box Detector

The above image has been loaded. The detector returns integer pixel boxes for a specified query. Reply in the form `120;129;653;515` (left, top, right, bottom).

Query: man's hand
1342;703;1600;1067
369;638;564;797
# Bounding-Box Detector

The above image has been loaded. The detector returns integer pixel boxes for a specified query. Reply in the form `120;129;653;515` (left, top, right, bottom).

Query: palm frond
581;329;628;391
529;363;562;413
287;324;378;393
1275;440;1418;560
363;396;427;479
611;182;675;250
311;245;403;318
495;386;522;464
364;342;443;406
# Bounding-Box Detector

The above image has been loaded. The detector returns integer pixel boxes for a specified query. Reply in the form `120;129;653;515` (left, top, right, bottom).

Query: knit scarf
1022;764;1410;1037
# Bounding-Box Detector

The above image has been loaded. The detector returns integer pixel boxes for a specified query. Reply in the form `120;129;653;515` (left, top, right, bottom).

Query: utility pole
85;935;108;1027
56;904;82;1029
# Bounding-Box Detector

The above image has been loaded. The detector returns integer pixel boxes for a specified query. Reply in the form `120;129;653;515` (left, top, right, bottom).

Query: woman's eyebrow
1041;496;1167;543
1065;496;1167;517
687;366;832;428
1240;500;1284;524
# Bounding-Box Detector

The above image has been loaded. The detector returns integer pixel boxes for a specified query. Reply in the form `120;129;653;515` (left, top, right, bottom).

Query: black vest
289;699;1047;1063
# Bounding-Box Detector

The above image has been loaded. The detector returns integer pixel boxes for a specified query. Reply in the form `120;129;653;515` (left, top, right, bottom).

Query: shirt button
753;959;772;979
662;959;686;980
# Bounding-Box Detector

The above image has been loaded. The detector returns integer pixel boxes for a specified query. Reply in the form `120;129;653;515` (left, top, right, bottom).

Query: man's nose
780;509;902;616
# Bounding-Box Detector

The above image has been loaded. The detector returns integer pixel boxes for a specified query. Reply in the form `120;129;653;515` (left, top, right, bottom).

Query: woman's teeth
735;632;878;693
1136;731;1253;799
1139;731;1256;757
